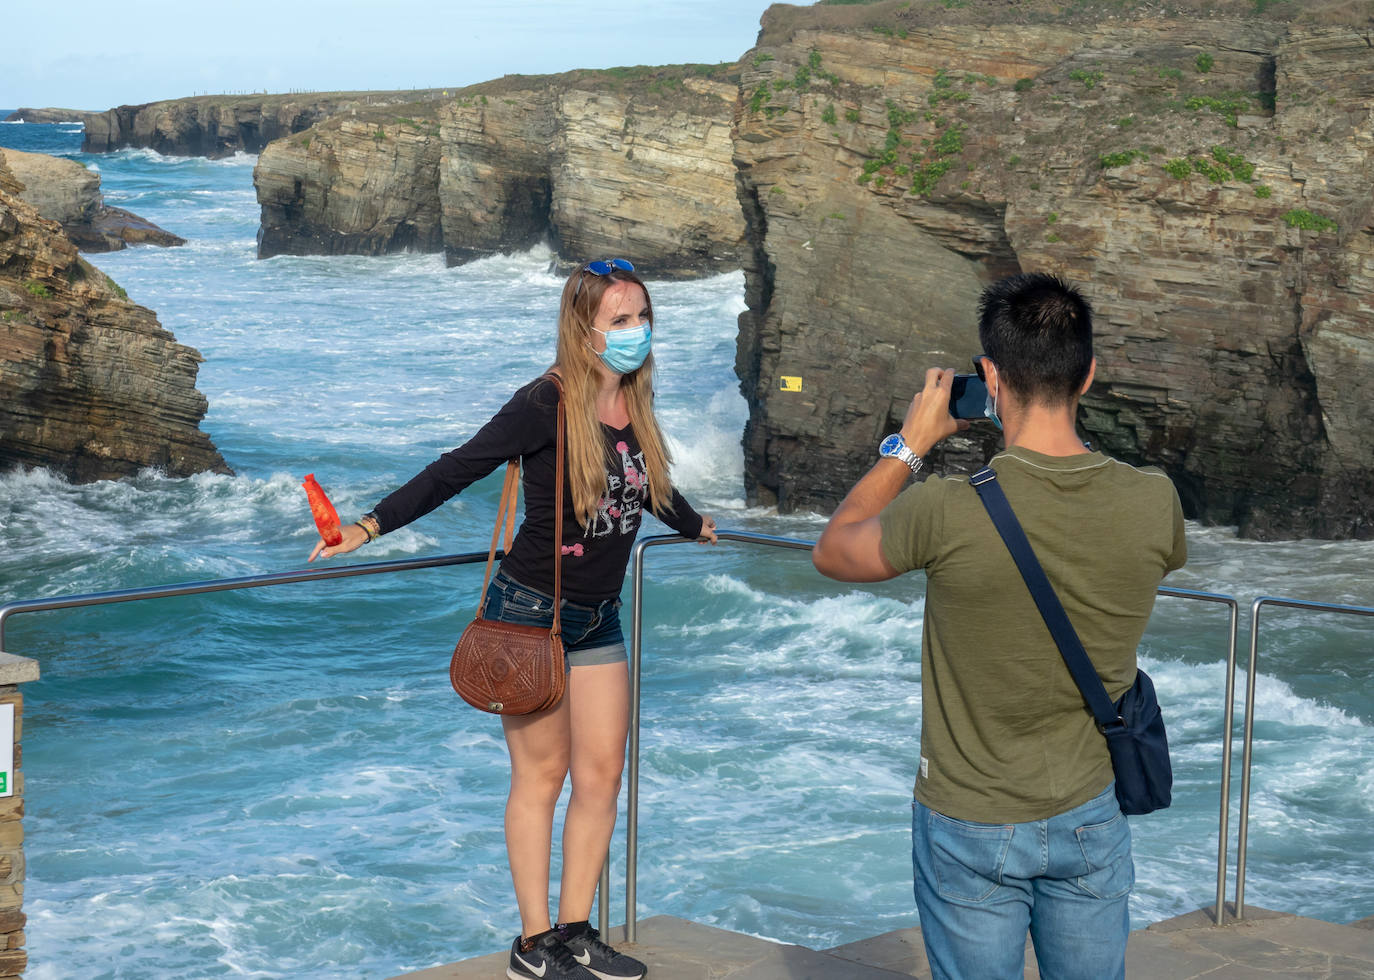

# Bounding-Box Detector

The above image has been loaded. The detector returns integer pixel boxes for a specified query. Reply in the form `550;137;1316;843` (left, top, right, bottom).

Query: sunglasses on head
972;355;991;381
573;258;635;300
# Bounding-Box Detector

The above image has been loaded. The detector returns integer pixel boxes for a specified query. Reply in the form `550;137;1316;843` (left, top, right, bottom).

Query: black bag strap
969;466;1121;730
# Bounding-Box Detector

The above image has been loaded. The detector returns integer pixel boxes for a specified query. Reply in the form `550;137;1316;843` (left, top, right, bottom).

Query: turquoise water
2;118;1372;979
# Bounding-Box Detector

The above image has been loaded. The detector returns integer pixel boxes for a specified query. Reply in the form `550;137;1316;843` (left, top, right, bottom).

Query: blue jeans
912;784;1132;980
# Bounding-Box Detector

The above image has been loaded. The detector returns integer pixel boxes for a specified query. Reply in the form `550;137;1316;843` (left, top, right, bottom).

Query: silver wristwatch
879;432;924;475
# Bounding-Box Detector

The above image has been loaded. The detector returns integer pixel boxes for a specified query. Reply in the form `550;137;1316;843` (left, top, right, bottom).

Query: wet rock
733;4;1374;539
0;148;184;252
0;162;227;482
254;68;746;277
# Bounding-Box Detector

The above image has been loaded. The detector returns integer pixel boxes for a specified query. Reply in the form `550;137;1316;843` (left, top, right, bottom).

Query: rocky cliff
1;148;185;251
254;67;745;275
0;154;228;482
733;0;1374;539
3;108;89;124
80;90;453;158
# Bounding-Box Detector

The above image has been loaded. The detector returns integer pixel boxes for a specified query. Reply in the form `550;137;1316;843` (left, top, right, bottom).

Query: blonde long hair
553;265;677;530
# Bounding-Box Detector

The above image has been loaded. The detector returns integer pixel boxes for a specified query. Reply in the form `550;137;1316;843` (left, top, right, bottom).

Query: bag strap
476;462;521;612
969;466;1120;729
547;374;565;636
475;375;566;636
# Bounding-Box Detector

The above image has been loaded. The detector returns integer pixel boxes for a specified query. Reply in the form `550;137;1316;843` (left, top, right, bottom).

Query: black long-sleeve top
371;376;704;604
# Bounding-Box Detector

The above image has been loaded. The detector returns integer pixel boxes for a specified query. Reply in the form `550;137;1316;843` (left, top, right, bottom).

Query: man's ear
1079;357;1097;396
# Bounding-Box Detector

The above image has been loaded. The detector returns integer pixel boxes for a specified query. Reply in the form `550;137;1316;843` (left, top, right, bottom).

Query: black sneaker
557;921;646;980
507;930;597;980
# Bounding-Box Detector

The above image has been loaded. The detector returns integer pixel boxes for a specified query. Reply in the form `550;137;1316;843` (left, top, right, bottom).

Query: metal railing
1156;586;1241;926
620;534;1245;939
623;532;817;940
2;532;1369;945
1233;595;1374;920
0;551;493;647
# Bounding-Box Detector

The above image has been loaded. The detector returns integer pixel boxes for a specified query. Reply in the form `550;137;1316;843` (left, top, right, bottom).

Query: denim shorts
480;569;627;667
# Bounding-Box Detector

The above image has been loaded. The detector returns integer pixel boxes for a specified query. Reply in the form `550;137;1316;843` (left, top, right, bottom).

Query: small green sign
0;774;7;794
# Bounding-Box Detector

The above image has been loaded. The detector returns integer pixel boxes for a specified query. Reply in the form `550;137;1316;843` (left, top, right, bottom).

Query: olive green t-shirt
879;446;1186;823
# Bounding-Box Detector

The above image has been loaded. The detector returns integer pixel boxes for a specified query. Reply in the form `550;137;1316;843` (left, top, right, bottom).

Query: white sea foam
1241;669;1366;729
13;121;1374;978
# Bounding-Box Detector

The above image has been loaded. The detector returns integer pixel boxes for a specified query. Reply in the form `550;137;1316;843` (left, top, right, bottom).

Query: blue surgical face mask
593;322;652;374
984;382;1003;430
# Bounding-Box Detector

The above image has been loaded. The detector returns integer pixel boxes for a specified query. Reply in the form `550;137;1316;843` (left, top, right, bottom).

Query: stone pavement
394;906;1374;980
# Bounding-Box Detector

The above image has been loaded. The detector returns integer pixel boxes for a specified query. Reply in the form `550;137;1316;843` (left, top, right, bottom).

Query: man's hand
901;367;968;456
813;367;964;582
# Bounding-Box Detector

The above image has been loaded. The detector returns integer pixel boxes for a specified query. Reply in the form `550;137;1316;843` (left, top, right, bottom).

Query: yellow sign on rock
779;376;803;392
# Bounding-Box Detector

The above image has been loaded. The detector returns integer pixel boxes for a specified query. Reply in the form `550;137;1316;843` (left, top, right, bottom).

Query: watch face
879;433;903;457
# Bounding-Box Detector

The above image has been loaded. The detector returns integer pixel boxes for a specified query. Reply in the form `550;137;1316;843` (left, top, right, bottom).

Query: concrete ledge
0;653;38;686
393;907;1374;980
390;916;912;980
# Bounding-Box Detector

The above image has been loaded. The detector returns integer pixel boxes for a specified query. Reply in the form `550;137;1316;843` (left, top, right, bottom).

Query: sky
1;0;783;110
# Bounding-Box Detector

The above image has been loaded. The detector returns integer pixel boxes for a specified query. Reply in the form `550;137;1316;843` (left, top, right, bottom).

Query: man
812;273;1186;979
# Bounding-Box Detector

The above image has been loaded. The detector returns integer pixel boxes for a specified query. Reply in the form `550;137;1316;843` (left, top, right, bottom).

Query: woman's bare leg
502;696;572;938
556;662;631;923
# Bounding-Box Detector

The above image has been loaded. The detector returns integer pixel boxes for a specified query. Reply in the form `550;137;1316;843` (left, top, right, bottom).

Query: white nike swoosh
515;951;548;977
573;949;592;966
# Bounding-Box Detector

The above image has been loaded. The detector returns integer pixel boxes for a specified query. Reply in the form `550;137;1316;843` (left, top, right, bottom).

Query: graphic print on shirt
588;440;646;541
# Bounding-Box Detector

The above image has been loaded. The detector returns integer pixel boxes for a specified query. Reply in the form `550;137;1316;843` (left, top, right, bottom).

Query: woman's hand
309;521;369;562
697;513;718;545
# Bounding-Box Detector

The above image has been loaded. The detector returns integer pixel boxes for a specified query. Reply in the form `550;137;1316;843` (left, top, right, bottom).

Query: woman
310;259;717;980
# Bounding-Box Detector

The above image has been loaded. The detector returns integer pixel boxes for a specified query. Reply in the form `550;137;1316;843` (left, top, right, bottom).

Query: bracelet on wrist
356;513;381;542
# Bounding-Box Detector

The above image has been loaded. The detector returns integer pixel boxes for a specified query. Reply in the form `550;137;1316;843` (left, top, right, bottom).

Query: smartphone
948;374;988;420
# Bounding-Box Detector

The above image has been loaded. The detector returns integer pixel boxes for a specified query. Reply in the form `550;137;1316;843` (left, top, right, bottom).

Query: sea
2;116;1372;979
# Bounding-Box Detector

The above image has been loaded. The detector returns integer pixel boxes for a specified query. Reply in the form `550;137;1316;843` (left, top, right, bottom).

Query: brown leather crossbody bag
450;375;566;714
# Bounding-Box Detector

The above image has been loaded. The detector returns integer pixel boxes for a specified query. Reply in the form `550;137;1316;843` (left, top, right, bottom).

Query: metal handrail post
1217;597;1239;925
624;535;656;943
1236;597;1263;920
1158;587;1240;926
1236;595;1374;920
624;531;816;942
598;863;610;937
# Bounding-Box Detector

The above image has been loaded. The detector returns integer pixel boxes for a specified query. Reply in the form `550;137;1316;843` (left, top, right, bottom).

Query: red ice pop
303;473;343;546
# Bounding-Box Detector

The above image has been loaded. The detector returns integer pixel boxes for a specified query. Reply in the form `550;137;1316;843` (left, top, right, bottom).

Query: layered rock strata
254;69;745;276
0;154;228;482
0;148;184;251
734;0;1374;539
80;90;453;158
255;109;445;258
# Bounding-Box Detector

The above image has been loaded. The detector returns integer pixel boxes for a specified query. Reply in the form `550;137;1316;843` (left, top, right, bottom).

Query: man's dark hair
977;273;1094;403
